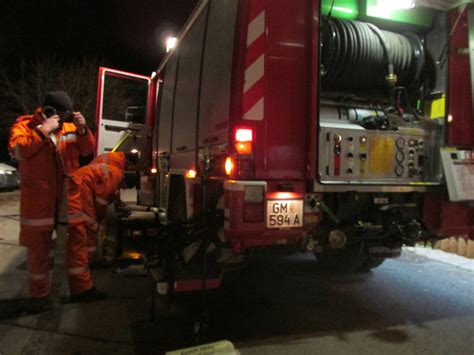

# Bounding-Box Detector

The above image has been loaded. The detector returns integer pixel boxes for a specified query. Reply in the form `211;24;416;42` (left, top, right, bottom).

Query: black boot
69;287;107;303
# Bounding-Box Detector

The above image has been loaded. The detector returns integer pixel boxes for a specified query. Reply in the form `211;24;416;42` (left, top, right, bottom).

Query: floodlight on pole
166;37;178;53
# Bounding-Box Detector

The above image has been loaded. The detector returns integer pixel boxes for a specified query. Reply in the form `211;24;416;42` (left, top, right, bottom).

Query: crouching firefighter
86;152;131;261
65;153;136;302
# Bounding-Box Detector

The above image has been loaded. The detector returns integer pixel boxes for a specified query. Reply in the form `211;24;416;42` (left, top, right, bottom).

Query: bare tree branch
0;55;109;136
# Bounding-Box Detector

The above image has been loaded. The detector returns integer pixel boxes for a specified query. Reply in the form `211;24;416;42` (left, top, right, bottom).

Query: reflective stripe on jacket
9;108;95;230
57;122;95;176
69;163;124;229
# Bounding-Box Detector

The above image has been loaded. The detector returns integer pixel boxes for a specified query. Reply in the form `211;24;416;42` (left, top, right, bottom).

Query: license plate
266;200;303;229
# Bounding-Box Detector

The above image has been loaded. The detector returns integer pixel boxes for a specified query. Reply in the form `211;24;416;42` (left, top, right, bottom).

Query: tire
358;257;385;272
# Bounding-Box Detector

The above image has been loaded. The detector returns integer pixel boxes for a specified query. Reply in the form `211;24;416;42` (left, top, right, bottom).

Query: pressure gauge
395;165;404;177
396;151;405;163
396;137;405;149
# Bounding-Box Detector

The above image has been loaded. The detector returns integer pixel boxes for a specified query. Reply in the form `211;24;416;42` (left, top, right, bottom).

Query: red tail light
235;128;253;155
233;128;255;178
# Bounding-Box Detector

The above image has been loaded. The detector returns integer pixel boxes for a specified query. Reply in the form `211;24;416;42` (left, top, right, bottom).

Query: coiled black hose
321;17;424;92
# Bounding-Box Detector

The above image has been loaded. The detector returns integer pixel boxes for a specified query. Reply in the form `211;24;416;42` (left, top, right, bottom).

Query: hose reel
321;17;425;92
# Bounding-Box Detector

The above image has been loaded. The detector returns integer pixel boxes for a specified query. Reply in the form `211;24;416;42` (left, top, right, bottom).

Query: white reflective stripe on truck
223;180;267;191
243;0;265;121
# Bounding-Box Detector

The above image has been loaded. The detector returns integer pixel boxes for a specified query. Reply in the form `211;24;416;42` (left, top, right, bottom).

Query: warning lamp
235;128;253;155
235;142;253;155
185;169;197;178
225;157;234;176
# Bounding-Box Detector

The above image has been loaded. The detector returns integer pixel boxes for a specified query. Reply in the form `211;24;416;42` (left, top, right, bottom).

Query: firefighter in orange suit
86;152;127;261
91;151;126;170
66;162;125;302
8;91;95;303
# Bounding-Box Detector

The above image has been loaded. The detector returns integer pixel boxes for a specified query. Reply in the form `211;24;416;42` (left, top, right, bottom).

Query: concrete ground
0;190;473;355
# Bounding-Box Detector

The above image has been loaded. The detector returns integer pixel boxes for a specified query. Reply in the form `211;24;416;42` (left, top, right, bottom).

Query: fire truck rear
96;0;474;291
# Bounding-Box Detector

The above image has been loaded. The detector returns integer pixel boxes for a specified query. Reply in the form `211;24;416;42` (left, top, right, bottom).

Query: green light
366;0;434;27
332;6;354;14
321;0;359;20
375;0;415;10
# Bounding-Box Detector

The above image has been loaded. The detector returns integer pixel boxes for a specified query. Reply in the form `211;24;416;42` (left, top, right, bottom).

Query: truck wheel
316;243;366;273
358;257;385;272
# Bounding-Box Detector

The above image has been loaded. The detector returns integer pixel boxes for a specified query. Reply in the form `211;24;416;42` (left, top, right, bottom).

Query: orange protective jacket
8;108;95;235
69;163;124;231
90;152;126;170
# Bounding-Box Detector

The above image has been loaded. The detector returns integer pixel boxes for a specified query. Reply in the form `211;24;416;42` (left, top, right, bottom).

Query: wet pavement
0;190;473;354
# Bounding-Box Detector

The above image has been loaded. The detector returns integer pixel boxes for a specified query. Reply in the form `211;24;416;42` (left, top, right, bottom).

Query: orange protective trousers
66;183;94;295
66;163;124;294
9;108;95;298
22;229;53;298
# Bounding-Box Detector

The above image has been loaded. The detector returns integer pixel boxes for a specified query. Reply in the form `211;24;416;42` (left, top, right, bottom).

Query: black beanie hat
43;91;73;112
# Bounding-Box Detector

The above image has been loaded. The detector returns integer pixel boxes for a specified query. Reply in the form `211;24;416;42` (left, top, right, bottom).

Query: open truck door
96;67;154;202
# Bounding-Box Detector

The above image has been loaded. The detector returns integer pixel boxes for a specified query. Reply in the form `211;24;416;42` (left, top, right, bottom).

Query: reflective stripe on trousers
68;266;88;275
68;211;98;232
21;217;55;227
29;272;48;280
82;213;99;231
68;212;84;224
95;197;108;206
25;230;53;298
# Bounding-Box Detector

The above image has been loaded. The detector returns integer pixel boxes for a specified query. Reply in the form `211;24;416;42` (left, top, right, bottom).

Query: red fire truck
96;0;474;292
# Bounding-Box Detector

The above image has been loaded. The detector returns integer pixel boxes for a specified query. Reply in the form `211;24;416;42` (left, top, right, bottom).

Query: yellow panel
425;95;446;119
369;137;395;175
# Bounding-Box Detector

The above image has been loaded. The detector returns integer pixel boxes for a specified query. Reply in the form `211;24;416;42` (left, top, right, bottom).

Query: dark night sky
0;0;198;160
0;0;199;75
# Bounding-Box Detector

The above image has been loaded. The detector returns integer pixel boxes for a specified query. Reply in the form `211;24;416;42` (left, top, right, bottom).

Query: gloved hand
72;112;87;135
39;116;60;135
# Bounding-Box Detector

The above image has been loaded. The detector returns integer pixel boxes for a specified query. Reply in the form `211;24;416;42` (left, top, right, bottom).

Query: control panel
318;122;442;185
440;147;474;201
